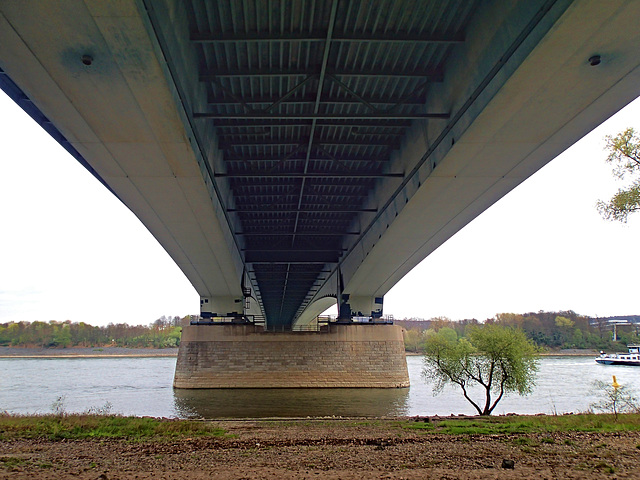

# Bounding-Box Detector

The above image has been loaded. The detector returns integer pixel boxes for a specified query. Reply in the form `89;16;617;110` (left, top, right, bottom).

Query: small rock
501;459;515;469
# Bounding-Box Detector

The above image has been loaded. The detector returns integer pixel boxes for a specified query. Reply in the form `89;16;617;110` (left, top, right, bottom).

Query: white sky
1;91;639;326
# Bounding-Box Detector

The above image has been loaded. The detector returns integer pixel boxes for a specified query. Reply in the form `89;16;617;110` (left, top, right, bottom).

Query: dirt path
1;419;639;479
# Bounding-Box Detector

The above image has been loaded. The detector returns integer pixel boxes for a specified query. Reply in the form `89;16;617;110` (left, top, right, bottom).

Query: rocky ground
1;419;639;479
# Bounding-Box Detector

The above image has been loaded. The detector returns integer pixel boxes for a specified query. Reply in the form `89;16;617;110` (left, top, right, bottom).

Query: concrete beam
321;0;640;305
0;0;248;304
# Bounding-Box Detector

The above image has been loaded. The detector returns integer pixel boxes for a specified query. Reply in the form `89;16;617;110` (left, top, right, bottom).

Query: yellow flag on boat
612;375;621;389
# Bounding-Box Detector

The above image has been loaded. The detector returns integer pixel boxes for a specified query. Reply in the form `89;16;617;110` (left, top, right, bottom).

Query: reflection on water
174;387;410;418
172;355;640;418
4;355;640;418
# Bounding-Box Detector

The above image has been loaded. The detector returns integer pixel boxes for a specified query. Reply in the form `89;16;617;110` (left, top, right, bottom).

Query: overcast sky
1;91;639;326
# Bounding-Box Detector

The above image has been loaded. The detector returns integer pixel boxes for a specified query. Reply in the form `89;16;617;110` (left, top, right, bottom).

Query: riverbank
1;415;639;479
1;346;600;358
0;346;178;358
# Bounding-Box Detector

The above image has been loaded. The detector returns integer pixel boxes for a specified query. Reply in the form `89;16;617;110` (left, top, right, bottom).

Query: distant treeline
397;311;640;353
0;316;187;349
4;311;638;351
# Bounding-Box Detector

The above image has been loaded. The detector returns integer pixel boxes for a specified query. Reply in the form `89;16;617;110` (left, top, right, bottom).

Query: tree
554;315;574;328
422;324;539;415
590;377;639;420
403;329;423;353
597;128;640;222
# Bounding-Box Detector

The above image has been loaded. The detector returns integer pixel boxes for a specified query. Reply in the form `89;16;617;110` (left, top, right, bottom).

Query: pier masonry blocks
174;324;410;388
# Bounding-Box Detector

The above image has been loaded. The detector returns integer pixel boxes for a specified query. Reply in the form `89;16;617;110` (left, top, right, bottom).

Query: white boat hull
595;358;640;366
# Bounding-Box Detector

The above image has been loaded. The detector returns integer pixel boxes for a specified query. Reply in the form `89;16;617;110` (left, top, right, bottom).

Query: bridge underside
2;0;640;333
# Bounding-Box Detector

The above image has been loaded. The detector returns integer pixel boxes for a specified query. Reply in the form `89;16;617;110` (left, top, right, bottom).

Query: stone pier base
173;324;409;388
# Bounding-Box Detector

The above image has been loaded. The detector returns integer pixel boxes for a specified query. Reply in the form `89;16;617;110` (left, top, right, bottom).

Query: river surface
0;356;637;418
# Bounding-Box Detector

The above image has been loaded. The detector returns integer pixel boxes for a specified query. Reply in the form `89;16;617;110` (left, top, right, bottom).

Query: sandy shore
1;418;638;479
0;346;178;358
544;348;599;356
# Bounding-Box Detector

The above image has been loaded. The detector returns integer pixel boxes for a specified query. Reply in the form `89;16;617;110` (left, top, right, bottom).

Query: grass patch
349;421;380;427
0;456;27;468
594;461;615;474
513;437;538;446
402;421;435;431
404;418;535;435
0;414;227;441
400;413;640;436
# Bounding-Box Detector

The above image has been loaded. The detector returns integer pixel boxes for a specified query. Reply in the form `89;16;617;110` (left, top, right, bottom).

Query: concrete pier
174;324;409;388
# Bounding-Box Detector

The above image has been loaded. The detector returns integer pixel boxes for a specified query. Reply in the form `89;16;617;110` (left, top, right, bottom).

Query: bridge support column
174;323;409;388
343;295;384;319
199;296;244;318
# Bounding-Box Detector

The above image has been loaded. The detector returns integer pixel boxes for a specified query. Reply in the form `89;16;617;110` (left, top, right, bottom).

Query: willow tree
597;127;640;222
422;324;539;416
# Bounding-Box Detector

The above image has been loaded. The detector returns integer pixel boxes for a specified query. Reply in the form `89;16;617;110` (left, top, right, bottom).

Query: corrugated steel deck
180;0;478;325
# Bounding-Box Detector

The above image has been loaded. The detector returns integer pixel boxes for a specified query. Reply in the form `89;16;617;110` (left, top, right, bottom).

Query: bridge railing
190;314;266;327
288;315;395;332
190;314;393;332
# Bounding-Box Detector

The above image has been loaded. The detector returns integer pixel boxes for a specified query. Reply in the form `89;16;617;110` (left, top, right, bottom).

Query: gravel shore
1;418;638;479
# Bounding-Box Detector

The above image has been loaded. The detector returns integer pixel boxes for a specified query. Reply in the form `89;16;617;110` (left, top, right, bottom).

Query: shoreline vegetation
0;315;184;351
0;346;179;358
396;310;640;354
1;309;637;357
3;412;640;439
1;414;639;478
1;346;599;359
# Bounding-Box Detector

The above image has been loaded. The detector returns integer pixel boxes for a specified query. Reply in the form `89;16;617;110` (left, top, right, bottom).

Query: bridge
590;317;640;342
2;0;640;387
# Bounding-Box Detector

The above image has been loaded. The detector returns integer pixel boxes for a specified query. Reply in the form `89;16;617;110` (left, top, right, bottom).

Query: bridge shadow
173;387;410;418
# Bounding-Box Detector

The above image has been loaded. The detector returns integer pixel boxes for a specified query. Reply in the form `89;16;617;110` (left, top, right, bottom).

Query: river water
0;355;637;418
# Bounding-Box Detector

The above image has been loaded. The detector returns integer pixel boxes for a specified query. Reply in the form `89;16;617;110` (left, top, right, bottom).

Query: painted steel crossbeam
228;207;377;213
237;232;360;236
217;173;402;178
228;181;376;187
224;155;390;162
249;261;337;265
250;272;329;276
233;192;369;198
212;120;412;128
219;138;400;147
199;68;443;80
190;31;464;44
243;248;345;252
208;95;426;106
195;113;448;120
